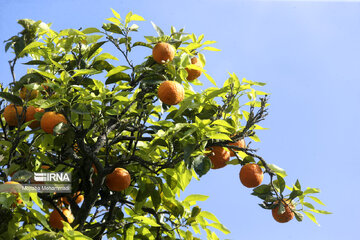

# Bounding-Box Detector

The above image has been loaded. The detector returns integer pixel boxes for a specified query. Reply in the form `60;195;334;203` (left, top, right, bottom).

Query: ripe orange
19;87;38;100
106;168;131;192
41;165;51;170
185;57;203;81
25;106;45;129
229;138;246;157
3;104;25;126
49;208;74;230
157;81;184;105
62;191;84;205
206;146;231;169
40;111;67;134
272;199;295;223
152;42;175;64
239;163;263;188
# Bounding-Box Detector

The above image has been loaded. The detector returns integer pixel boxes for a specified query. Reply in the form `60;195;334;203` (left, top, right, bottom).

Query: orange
185;57;203;81
157;81;184;105
40;111;67;134
106;168;131;192
19;87;38;100
3;104;25;126
272;199;295;223
229;138;246;157
206;146;231;169
25;106;45;129
239;163;263;188
62;191;84;205
41;165;51;170
152;42;175;64
49;208;74;230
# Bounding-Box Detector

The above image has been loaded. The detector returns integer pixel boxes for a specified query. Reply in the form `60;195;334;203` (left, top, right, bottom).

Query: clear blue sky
1;0;359;239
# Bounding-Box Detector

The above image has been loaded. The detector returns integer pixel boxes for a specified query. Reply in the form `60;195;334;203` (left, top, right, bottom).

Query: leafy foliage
0;10;330;240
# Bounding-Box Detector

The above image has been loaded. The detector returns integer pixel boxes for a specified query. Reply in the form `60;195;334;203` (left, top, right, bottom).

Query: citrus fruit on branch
152;42;175;64
272;199;295;223
239;163;263;188
3;104;25;126
186;57;203;81
106;168;131;192
206;146;231;169
49;208;74;230
157;80;184;105
40;111;67;134
25;106;45;129
229;138;246;157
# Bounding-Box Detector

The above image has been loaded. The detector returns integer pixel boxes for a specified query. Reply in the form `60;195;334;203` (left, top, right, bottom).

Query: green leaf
105;72;131;84
204;72;217;86
199;211;220;223
133;216;160;227
71;103;90;115
309;209;332;214
211;119;234;129
125;225;135;240
111;8;121;19
191;206;201;218
0;92;23;105
132;41;153;49
303;202;315;209
19;42;44;56
53;122;69;135
72;69;101;77
39;99;61;109
193;155;211;177
94;52;118;62
87;41;106;59
252;184;271;194
102;23;122;34
130;14;145;22
249;134;261;142
208;223;230;234
34;69;57;80
184;194;209;202
30;209;51;230
207;133;232;141
82;27;101;34
294;211;304;222
304;211;320;225
22;60;47;66
151;21;165;37
276;174;285;193
19;230;49;240
308;196;326;206
289;189;303;200
304;187;320;194
203;46;221;51
29;192;43;209
295;179;301;190
106;66;130;77
267;164;287;178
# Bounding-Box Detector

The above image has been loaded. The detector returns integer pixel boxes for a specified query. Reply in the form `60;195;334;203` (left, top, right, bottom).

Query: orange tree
0;10;330;240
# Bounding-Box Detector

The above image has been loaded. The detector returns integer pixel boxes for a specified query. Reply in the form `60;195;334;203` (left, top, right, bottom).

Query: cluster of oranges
3;105;67;135
153;42;294;222
206;139;294;222
153;42;203;106
47;167;131;229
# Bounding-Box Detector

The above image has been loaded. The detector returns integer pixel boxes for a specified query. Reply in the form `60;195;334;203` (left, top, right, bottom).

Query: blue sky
1;0;359;239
